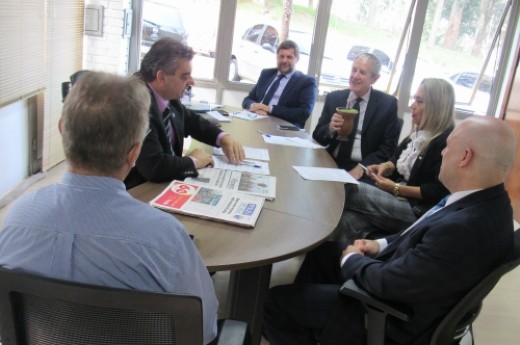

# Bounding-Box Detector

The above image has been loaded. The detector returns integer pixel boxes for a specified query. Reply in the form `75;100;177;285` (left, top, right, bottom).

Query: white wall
0;100;29;198
83;0;131;75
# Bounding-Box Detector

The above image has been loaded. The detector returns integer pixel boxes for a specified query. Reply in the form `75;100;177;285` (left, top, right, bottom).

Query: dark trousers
263;242;367;345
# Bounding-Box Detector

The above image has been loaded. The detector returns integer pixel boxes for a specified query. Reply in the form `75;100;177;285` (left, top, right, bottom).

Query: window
138;0;221;80
411;0;514;115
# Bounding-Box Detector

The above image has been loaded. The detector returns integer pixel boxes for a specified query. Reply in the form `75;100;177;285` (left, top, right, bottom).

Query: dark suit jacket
343;184;514;344
242;68;317;128
312;88;399;170
124;87;223;189
390;127;452;216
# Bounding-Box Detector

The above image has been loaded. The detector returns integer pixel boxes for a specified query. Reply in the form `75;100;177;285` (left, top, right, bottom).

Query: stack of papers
213;146;270;161
213;156;270;175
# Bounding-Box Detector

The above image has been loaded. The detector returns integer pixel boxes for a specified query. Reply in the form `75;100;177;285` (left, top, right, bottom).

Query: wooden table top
129;113;344;271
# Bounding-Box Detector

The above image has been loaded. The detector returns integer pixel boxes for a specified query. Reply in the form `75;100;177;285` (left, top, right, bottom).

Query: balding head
439;116;516;192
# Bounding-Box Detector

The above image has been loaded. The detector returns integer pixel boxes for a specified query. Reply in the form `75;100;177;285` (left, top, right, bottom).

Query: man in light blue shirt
0;71;219;344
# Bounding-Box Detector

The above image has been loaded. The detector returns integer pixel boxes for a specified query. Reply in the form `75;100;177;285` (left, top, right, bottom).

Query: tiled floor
1;162;519;345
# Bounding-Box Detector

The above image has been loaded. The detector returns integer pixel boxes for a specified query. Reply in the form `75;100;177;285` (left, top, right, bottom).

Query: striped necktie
163;106;174;147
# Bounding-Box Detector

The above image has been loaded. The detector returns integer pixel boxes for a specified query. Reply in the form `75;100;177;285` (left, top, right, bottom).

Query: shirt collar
60;172;126;192
445;189;482;207
147;82;170;114
278;70;296;80
349;88;371;104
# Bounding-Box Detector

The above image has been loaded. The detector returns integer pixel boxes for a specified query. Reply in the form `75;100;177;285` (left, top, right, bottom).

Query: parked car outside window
229;24;349;87
141;2;188;48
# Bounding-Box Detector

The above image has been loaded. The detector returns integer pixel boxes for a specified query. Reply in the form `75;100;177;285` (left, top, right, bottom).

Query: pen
240;161;262;168
359;163;368;172
257;130;271;137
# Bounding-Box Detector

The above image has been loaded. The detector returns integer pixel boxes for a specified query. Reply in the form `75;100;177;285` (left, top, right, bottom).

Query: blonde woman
336;78;455;244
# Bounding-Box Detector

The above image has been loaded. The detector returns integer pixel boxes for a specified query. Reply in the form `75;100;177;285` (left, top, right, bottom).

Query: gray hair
61;71;150;175
137;38;194;82
355;53;382;77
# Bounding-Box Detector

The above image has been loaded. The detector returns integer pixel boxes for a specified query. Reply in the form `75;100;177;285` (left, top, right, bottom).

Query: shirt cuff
216;132;229;147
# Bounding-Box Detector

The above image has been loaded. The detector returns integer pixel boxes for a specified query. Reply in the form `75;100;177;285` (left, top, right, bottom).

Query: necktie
422;195;449;218
262;74;285;105
336;97;363;165
399;195;450;236
163;106;174;148
377;195;452;259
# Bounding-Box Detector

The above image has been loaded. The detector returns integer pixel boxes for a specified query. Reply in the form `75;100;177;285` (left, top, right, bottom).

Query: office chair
340;229;520;345
0;268;250;345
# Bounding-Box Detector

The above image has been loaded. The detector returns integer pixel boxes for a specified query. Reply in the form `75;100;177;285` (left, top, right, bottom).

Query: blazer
242;68;317;128
343;184;514;344
124;87;223;189
390;127;453;216
312;88;400;170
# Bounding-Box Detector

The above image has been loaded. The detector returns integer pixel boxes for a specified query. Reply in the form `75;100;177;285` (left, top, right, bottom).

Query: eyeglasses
247;111;257;118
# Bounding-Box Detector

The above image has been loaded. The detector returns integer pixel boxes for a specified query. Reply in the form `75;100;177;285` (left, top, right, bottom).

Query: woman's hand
371;174;395;194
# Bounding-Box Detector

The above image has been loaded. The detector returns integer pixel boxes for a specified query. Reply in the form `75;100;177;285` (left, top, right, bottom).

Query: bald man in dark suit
264;116;517;345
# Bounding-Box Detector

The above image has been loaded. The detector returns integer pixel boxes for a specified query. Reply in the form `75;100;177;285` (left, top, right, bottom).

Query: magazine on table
150;180;265;228
185;167;276;200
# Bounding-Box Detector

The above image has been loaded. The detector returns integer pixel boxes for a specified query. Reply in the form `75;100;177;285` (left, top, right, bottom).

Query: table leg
227;265;272;345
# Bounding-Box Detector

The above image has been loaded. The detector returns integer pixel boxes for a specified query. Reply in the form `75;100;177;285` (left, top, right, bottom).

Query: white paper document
206;110;231;122
262;135;324;149
230;111;265;121
213;146;270;161
292;166;359;184
213;155;270;175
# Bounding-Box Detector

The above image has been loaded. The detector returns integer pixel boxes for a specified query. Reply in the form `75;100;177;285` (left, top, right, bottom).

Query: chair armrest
217;319;251;345
340;279;410;321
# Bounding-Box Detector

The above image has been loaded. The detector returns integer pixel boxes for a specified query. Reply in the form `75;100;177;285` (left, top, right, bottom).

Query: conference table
129;111;345;344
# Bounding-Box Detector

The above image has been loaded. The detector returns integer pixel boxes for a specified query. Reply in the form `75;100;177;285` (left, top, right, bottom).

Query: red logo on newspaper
155;182;199;209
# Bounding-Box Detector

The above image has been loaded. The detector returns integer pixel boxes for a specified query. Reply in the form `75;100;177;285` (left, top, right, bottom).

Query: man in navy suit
263;116;517;345
242;40;317;129
313;53;400;180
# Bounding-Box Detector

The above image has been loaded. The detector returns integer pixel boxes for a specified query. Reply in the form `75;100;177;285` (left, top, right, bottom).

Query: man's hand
249;103;270;116
189;148;214;169
353;239;380;257
220;135;245;164
341;239;380;260
348;165;365;180
329;113;344;133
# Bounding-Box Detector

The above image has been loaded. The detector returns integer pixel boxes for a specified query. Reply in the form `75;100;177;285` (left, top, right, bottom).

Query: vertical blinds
0;0;46;107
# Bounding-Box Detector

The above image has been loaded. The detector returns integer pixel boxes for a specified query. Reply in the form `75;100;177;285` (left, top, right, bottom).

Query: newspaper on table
150;181;265;228
186;167;276;200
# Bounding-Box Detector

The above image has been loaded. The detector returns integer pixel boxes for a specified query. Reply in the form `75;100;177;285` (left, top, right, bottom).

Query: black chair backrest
430;229;520;345
61;70;90;102
0;268;204;345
